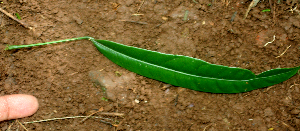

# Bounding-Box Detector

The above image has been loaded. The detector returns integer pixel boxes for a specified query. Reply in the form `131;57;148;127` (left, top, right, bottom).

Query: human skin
0;94;39;122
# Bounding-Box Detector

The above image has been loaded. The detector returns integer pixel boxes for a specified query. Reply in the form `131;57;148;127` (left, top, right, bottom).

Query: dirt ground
1;0;300;130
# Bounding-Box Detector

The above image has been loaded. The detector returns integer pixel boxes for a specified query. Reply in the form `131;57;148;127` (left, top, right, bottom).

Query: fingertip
0;94;39;121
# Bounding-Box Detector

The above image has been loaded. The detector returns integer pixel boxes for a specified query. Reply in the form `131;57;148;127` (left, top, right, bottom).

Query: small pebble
162;16;168;21
264;107;274;117
164;88;170;94
291;109;300;115
73;16;83;25
188;104;194;108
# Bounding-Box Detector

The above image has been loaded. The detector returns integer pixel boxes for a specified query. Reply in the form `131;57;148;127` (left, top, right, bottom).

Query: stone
264;107;274;117
291;109;300;115
88;70;135;102
73;16;83;25
233;103;245;113
252;116;264;126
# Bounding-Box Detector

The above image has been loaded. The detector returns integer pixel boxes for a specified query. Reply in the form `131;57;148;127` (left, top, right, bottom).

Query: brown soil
1;0;300;130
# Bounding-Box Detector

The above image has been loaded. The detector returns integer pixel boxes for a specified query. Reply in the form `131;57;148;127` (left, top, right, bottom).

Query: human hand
0;94;39;122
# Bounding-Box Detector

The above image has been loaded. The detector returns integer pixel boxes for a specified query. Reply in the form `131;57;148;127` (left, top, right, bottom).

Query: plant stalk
5;36;94;50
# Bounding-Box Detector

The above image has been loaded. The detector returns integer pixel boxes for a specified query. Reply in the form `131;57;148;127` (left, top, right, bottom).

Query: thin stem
5;36;94;50
23;116;115;124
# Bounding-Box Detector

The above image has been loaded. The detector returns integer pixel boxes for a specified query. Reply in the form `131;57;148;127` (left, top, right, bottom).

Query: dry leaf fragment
243;0;259;19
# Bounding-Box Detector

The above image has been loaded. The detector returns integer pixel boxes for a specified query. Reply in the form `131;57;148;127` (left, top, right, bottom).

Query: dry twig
16;120;28;131
269;0;276;25
289;6;297;13
244;0;259;20
132;14;144;16
80;107;104;123
119;20;148;25
264;35;276;46
98;112;124;117
264;85;275;92
289;83;300;88
23;115;116;124
7;121;15;131
269;0;273;13
136;0;145;13
275;45;291;58
289;5;300;16
0;8;31;29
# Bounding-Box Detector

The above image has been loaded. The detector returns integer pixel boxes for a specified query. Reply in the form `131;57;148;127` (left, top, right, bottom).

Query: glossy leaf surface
91;39;300;93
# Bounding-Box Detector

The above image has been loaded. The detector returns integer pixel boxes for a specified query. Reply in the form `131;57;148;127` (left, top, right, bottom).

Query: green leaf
101;97;108;101
5;37;300;93
91;39;300;93
262;9;271;12
15;13;21;20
